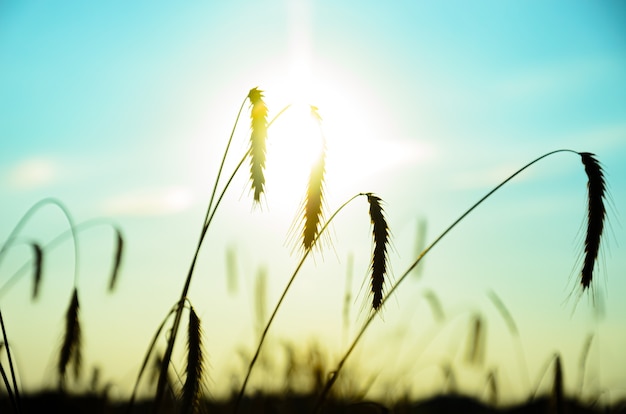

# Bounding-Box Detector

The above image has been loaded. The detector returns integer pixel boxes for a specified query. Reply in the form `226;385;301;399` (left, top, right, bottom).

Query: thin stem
0;198;79;288
126;304;182;414
0;362;18;414
0;218;118;298
314;149;578;412
204;96;248;229
153;97;293;413
0;310;21;414
234;193;363;414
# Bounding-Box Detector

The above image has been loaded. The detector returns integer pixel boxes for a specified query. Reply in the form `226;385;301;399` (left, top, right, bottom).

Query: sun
256;0;428;213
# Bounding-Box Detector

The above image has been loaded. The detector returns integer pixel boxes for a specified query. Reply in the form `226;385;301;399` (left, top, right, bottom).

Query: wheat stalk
181;307;204;414
301;140;327;251
365;193;391;310
247;87;269;204
234;193;364;413
290;105;328;252
31;242;43;300
0;310;21;413
579;152;606;290
108;227;124;292
485;369;498;406
58;288;81;390
314;149;608;411
577;333;594;396
465;314;486;366
487;290;530;390
422;290;445;323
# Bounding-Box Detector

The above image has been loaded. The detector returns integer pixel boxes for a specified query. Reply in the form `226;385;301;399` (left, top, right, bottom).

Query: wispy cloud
3;157;64;190
101;187;195;216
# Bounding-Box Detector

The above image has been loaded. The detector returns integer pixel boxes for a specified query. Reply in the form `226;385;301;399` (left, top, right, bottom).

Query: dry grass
365;194;390;311
579;152;607;290
181;307;205;414
58;288;81;390
247;87;269;204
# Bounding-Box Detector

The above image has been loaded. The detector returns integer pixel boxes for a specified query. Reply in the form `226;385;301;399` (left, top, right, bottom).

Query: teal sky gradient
1;0;625;403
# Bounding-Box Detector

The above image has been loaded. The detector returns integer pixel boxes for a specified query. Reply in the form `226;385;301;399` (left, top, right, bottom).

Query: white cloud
101;187;195;216
4;157;63;190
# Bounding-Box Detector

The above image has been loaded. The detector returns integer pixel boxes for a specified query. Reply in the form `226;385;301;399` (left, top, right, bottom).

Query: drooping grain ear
31;243;43;300
422;290;445;323
303;149;327;250
365;194;390;311
465;314;486;366
181;307;205;414
486;369;498;407
579;152;607;290
108;227;124;292
293;105;327;253
247;87;269;204
487;290;519;337
58;288;81;390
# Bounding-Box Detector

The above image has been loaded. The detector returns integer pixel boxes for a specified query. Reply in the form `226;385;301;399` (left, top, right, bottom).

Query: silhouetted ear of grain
302;143;326;251
422;290;445;323
247;87;269;204
366;194;390;311
181;307;204;414
579;152;606;290
58;288;81;389
292;105;327;252
465;314;486;366
31;243;43;300
486;370;498;407
108;228;123;292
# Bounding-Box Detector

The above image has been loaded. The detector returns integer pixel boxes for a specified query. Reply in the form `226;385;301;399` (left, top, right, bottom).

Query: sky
1;0;625;405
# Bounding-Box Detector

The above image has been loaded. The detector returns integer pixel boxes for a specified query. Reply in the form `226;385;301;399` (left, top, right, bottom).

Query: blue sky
1;0;625;403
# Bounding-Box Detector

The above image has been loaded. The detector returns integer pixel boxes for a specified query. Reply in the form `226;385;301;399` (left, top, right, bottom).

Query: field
1;86;624;414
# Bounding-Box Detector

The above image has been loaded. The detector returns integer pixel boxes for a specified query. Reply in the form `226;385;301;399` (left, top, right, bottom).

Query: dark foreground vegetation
2;392;625;414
